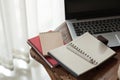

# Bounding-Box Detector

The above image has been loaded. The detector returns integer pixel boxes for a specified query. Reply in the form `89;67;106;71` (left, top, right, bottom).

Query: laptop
65;0;120;47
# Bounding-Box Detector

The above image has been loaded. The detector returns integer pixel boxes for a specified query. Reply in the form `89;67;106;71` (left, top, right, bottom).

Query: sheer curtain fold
0;0;14;70
0;0;64;70
0;0;29;70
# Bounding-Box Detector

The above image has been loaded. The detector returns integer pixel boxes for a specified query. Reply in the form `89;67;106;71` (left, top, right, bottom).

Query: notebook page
70;32;115;65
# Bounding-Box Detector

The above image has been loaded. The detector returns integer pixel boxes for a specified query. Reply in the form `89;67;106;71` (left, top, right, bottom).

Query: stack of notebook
27;24;72;68
27;31;64;68
27;30;116;77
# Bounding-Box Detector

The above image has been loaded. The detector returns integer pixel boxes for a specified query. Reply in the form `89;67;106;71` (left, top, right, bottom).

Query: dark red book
27;36;58;68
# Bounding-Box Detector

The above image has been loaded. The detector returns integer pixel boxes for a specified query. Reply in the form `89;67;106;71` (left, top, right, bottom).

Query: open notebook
48;32;116;77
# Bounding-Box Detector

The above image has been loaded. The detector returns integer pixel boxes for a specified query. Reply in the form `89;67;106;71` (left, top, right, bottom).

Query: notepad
48;32;116;77
39;31;64;56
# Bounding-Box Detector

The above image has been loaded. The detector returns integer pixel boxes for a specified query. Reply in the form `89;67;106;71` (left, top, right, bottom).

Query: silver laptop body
65;0;120;47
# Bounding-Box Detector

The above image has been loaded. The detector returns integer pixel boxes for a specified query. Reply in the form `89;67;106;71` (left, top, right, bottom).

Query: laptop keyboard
72;18;120;36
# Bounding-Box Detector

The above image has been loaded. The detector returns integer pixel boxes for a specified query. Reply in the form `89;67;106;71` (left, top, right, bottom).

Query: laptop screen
65;0;120;20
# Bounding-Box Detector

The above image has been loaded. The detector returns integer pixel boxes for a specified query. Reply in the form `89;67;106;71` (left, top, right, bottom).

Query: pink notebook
27;36;58;68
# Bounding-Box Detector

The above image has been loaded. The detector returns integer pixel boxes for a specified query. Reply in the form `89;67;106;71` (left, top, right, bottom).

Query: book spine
67;43;98;65
27;41;54;68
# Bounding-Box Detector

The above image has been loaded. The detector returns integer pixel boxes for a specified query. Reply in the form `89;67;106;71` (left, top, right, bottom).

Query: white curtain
0;0;65;70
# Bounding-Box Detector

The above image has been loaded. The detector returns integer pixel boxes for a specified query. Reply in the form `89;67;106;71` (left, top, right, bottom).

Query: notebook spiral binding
67;43;98;65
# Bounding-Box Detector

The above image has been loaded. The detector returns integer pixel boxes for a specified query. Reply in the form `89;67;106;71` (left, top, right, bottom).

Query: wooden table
30;47;120;80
